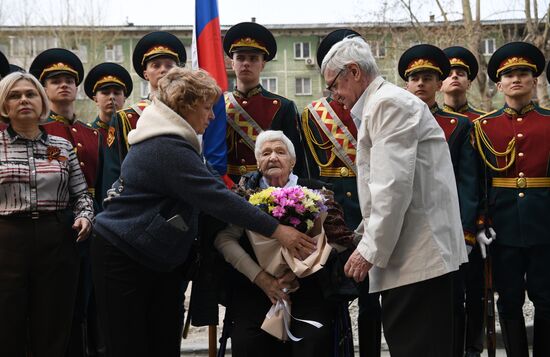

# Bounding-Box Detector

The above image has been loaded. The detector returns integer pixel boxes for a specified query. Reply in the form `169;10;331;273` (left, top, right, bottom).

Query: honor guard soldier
85;62;133;143
442;46;486;121
100;31;185;203
29;48;101;357
29;48;100;199
441;45;486;357
474;42;550;356
0;51;12;132
399;44;480;357
223;22;310;181
303;28;381;357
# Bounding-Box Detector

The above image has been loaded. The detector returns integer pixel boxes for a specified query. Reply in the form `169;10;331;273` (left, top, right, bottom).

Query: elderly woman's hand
254;271;293;304
73;218;92;242
271;224;316;260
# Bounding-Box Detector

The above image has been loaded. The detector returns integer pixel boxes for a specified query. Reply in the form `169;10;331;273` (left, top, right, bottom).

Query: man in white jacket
321;37;467;356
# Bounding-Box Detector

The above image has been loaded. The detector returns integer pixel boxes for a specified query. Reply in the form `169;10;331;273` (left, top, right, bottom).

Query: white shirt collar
260;172;299;189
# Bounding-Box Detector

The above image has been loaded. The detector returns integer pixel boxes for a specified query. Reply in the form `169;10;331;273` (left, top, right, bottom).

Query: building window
481;38;496;55
295;77;312;95
9;36;58;58
105;44;123;63
140;80;150;99
33;37;58;56
294;42;311;59
368;40;386;58
71;45;88;63
261;77;278;93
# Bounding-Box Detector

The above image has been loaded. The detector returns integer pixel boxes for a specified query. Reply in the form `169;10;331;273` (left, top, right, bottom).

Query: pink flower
294;204;306;214
272;206;286;218
289;217;301;226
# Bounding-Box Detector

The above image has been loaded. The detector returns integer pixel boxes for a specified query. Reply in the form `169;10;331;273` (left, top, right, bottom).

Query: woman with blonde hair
91;67;315;357
0;71;94;356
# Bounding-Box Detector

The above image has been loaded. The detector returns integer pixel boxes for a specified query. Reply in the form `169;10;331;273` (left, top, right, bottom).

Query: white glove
476;227;496;259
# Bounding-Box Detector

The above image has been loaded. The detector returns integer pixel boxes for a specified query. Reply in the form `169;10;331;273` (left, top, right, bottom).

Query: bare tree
462;0;497;111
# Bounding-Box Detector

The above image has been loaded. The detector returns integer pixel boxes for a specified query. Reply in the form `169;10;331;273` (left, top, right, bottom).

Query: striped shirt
0;125;94;221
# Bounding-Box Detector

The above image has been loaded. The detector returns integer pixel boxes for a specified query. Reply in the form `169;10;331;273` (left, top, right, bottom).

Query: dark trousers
230;272;338;357
492;244;550;321
358;277;381;357
452;245;485;356
0;214;80;357
463;245;485;353
381;272;455;357
91;233;187;357
66;239;97;357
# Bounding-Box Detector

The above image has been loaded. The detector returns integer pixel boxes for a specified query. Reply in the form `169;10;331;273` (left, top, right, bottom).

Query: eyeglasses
326;67;346;92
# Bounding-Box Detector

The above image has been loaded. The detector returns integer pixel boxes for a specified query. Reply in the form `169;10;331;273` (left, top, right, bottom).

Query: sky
1;0;547;26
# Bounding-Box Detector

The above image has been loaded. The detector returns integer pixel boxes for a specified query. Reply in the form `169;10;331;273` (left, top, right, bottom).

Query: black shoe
464;351;481;357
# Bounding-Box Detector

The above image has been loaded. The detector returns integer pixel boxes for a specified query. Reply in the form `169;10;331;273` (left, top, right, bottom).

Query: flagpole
208;325;217;357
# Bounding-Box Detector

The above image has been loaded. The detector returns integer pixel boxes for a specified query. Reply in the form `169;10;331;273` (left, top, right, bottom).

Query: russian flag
193;0;228;175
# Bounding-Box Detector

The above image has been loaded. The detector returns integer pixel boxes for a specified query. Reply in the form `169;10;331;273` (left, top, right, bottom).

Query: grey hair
321;36;379;78
254;130;296;161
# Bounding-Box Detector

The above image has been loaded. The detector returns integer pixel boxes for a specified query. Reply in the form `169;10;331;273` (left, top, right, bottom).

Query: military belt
319;166;356;178
492;177;550;189
227;164;258;176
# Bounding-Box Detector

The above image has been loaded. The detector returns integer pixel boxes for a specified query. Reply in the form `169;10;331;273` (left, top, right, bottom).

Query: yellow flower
249;187;275;206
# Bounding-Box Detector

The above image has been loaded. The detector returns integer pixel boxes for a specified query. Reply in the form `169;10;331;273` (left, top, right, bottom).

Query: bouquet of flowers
246;186;333;341
248;186;327;234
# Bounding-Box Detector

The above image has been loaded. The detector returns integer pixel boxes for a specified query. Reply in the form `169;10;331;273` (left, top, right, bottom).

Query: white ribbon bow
265;299;324;341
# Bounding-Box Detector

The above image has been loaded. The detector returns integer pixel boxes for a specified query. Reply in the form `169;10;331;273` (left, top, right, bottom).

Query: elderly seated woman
91;69;315;357
215;130;356;357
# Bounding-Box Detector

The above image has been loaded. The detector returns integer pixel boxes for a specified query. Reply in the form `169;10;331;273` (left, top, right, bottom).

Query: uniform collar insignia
503;102;535;116
233;84;263;99
443;102;469;114
429;102;440;115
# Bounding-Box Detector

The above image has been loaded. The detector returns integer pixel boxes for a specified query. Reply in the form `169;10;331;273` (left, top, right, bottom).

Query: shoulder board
472;109;501;123
439;108;469;119
261;89;292;103
117;106;137;116
75;121;100;135
135;99;150;110
535;105;550;115
468;106;486;116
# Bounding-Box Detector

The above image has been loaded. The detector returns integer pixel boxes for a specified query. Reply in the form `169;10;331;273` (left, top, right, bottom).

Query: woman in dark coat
91;67;315;357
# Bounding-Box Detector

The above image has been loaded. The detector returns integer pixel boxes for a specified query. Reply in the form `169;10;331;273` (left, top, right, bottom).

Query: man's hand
73;218;92;242
253;271;294;304
476;227;496;259
271;224;316;260
344;249;373;283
